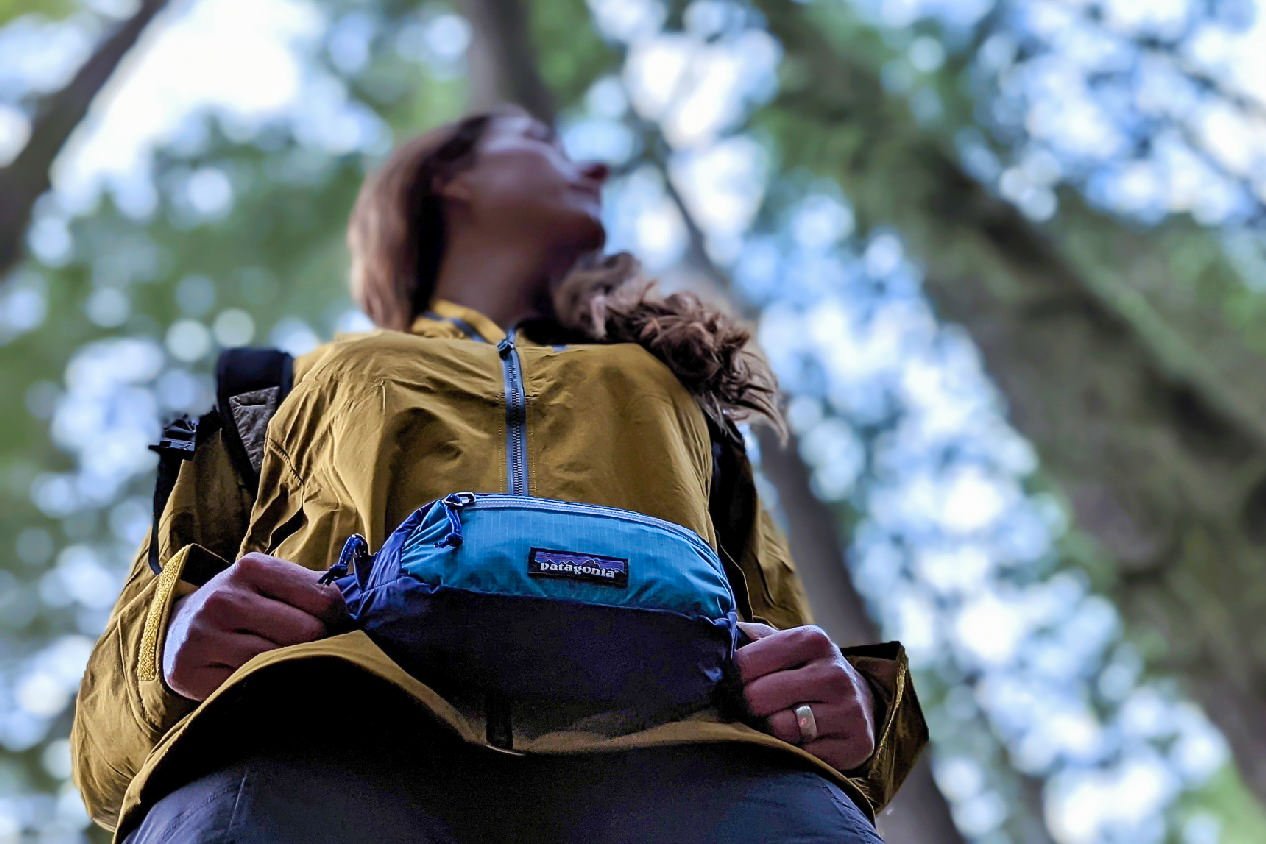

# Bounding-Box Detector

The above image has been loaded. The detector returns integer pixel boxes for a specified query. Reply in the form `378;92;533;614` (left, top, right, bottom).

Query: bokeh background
3;0;1266;841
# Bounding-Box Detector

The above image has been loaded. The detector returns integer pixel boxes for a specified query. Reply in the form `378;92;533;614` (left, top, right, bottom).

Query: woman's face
444;114;610;253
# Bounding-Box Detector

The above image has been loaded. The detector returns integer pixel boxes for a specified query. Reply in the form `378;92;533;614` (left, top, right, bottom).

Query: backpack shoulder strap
146;410;223;577
215;346;295;494
706;412;756;622
706;412;768;723
146;346;294;581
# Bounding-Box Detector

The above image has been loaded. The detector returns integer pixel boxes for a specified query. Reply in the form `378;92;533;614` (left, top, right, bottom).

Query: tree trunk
630;99;970;844
754;425;979;843
0;0;171;281
455;0;557;123
751;0;1266;804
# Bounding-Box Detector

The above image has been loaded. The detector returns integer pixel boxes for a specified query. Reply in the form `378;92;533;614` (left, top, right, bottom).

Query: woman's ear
432;170;474;206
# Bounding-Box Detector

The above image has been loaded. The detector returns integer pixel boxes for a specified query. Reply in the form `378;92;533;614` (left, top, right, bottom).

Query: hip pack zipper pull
320;533;369;585
436;491;477;548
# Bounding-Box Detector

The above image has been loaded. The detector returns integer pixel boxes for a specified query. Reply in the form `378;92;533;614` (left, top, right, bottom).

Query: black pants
123;726;885;843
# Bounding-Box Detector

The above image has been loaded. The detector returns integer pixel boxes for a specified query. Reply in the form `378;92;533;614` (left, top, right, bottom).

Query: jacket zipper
494;321;527;752
497;322;530;496
435;492;730;586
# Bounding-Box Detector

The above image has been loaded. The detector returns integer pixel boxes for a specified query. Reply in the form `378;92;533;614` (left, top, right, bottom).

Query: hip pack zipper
427;491;731;588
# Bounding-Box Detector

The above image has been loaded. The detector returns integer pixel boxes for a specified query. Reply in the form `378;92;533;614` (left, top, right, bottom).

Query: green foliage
0;3;472;837
0;0;73;26
1177;763;1266;844
528;0;619;110
6;0;1266;840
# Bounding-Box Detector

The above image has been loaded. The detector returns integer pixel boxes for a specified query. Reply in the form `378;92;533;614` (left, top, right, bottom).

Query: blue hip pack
318;491;743;727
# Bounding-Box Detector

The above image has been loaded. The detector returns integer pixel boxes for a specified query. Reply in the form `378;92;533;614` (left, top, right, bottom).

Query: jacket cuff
134;545;225;734
836;641;929;815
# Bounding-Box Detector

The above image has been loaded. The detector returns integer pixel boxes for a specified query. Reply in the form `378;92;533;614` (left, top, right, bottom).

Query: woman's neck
430;235;581;330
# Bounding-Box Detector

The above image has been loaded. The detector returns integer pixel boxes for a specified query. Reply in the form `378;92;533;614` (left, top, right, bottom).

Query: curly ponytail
549;251;787;445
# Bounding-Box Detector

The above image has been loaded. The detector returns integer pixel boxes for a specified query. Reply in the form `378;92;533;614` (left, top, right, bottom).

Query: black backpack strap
706;412;756;622
146;410;223;577
215;347;295;494
707;411;771;726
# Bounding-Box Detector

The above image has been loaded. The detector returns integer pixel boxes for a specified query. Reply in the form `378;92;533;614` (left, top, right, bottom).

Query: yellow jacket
70;297;929;839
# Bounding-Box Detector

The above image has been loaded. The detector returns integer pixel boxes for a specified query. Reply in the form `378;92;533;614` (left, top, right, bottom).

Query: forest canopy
2;0;1265;841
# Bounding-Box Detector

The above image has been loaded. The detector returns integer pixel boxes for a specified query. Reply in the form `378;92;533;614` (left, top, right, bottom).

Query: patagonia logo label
528;547;629;588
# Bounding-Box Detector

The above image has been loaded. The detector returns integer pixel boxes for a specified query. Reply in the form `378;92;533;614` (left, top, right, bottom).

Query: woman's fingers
799;737;876;773
163;554;346;702
759;702;878;770
166;662;234;703
735;620;778;641
214;630;288;667
216;589;330;646
231;553;347;625
742;659;855;718
761;700;854;744
743;661;880;771
164;596;327;701
734;625;838;683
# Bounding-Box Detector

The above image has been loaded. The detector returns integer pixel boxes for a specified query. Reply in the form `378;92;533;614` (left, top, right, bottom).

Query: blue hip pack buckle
318;491;743;726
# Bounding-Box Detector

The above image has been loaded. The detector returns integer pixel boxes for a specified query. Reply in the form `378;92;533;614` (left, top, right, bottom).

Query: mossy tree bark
750;0;1266;805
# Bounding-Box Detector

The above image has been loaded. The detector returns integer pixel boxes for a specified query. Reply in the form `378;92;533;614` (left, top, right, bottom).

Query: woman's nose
580;161;610;184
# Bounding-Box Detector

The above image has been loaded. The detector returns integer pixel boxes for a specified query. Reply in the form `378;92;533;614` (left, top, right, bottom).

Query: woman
70;103;928;843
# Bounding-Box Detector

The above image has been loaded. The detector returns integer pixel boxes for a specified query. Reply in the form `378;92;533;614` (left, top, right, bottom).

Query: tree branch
0;0;172;281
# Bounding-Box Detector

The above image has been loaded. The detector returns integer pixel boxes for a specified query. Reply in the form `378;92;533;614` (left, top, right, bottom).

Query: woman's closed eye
528;123;566;155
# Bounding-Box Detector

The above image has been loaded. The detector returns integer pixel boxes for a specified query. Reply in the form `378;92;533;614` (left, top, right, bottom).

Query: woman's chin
541;206;606;254
582;221;606;252
568;198;606;244
565;214;606;253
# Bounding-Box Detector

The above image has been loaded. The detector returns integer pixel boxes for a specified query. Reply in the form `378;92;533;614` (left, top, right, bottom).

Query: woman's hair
346;104;788;446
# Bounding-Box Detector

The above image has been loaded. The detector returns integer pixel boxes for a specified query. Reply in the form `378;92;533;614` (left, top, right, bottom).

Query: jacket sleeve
739;494;930;817
69;428;251;831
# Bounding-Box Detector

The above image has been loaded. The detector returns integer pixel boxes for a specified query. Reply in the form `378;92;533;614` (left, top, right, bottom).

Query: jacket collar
410;297;595;347
410;297;508;344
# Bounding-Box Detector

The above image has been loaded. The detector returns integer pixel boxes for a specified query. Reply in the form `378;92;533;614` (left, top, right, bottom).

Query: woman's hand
162;553;348;702
734;621;877;773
